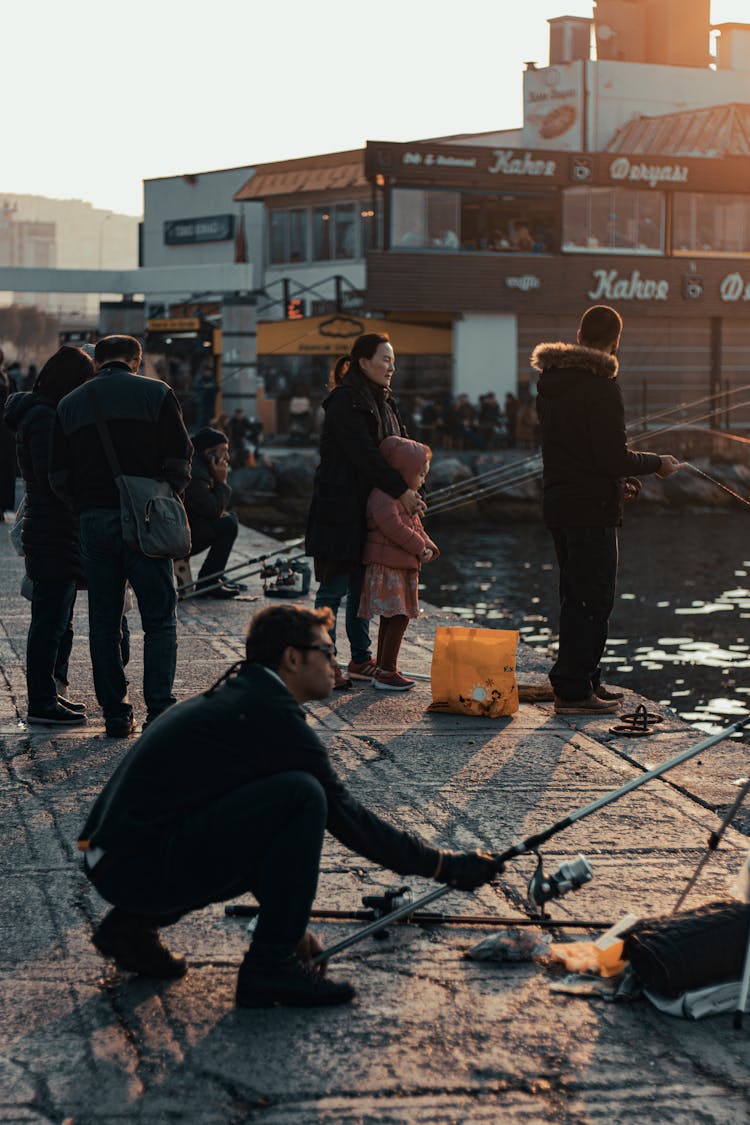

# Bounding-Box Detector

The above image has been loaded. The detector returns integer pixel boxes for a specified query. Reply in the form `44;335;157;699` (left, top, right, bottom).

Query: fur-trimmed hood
530;342;618;381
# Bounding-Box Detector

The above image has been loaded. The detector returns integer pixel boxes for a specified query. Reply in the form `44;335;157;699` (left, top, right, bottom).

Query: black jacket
79;662;440;878
184;452;232;525
49;362;192;511
305;371;408;570
532;342;662;527
3;391;81;582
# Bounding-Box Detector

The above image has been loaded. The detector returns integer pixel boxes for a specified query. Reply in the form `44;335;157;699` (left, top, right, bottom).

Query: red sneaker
347;658;379;681
372;670;415;692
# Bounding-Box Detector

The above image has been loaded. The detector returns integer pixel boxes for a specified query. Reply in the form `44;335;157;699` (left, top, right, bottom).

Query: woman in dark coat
305;333;424;687
3;346;93;725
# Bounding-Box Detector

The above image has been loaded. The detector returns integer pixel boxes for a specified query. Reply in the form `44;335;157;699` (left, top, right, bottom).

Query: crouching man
78;604;497;1008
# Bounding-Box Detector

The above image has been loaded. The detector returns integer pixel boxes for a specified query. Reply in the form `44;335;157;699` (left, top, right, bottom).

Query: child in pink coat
359;436;439;691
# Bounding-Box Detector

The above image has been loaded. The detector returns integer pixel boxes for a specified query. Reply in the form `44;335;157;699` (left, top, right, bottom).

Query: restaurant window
269;209;309;264
391;189;460;249
288;209;308;262
673;193;750;256
360;204;377;252
562;187;664;253
459;192;556;252
334;203;357;258
312;207;332;260
391;187;554;252
269;211;287;264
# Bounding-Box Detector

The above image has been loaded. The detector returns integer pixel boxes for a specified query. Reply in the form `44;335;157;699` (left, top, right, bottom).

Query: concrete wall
453;313;518;399
142;167;264;307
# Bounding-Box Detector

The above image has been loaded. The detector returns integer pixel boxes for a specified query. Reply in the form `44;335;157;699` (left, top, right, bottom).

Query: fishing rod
176;538;304;597
426;397;750;517
310;716;750;965
225;901;612;930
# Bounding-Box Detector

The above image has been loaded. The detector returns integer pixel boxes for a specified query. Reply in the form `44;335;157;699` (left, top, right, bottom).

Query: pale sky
7;0;750;216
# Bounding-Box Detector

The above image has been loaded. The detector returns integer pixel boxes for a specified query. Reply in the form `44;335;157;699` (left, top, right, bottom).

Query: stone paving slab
1;519;750;1123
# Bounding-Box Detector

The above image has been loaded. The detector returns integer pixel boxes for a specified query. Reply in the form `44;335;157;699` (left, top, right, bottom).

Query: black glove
434;850;500;891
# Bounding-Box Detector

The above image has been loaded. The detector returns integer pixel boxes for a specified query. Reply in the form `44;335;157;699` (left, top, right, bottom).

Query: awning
235;150;366;201
257;314;452;356
607;103;750;157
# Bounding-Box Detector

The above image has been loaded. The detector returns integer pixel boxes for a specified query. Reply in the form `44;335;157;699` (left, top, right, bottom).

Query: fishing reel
361;885;413;940
527;853;593;917
261;558;311;598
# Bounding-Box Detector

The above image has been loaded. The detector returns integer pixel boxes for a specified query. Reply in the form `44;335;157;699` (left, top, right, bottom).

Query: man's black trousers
190;514;238;586
87;771;327;960
549;526;618;701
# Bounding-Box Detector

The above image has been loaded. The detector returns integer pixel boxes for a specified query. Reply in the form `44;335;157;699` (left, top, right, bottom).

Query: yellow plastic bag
428;626;519;718
549;938;627;978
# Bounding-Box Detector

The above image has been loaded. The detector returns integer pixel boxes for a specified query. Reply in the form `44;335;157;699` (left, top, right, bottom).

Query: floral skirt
359;563;419;620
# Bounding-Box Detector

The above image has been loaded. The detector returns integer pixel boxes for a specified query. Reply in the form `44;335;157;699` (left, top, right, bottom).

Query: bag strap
88;380;124;480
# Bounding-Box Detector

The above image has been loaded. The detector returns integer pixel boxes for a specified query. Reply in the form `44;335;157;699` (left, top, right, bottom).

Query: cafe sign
588;268;669;301
720;272;750;301
506;275;541;292
609;156;689;189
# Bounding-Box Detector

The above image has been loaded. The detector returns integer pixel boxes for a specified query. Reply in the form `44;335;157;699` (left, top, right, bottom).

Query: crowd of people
404;389;538;451
0;310;687;1010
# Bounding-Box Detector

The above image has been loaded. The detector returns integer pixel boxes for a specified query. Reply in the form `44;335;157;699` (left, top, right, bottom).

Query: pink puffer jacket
362;437;440;571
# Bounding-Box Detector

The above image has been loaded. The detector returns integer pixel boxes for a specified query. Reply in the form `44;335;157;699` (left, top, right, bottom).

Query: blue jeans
80;509;177;722
314;566;370;664
26;579;77;710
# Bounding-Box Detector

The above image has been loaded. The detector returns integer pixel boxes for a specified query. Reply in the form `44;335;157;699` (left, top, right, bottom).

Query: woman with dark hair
305;333;425;688
3;346;94;724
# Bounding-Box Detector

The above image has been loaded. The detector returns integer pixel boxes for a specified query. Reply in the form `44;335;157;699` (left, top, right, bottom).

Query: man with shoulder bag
50;335;192;737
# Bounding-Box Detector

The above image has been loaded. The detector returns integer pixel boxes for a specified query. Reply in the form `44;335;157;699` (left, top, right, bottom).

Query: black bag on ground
623;900;750;997
89;384;191;559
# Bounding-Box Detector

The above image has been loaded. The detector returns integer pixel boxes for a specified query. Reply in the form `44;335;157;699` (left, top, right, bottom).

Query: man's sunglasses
296;644;335;662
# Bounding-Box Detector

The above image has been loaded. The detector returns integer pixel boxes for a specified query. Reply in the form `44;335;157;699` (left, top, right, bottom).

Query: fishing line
426;397;750;517
425;389;750;509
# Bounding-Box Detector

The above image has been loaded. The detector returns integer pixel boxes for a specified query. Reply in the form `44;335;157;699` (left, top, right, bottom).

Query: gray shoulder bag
88;383;192;559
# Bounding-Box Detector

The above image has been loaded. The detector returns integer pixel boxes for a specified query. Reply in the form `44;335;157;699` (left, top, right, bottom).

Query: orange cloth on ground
549;938;627;978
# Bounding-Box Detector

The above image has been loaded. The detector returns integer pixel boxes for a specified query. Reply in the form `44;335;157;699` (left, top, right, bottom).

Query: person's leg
26;579;77;712
191;514;239;586
53;596;75;691
378;615;409;673
376;616;387;669
314;572;347;652
80;511;131;724
125;549;177;721
345;564;372;667
549;526;617;701
89;772;328;964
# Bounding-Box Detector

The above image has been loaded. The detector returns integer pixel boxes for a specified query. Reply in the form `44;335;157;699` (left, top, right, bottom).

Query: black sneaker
57;693;87;713
92;908;187;979
196;582;240;599
105;715;137;738
28;702;88;726
236;952;355;1008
